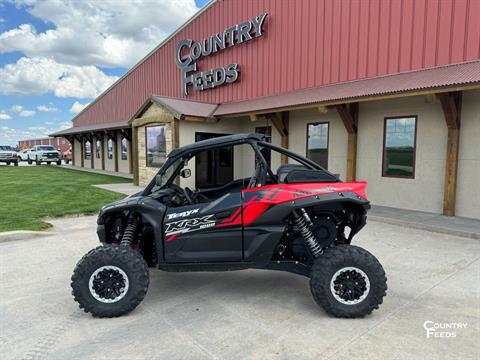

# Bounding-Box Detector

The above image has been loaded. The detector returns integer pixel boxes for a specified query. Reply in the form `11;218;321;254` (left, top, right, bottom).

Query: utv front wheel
71;245;149;317
310;245;387;318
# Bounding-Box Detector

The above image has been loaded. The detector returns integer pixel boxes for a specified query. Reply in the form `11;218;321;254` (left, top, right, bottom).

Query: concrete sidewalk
370;205;480;240
60;164;133;179
93;183;143;196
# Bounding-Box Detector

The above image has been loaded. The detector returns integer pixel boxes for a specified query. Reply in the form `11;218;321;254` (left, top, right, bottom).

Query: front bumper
38;156;60;161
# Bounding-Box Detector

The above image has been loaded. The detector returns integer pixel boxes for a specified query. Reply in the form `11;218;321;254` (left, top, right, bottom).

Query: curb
0;230;56;243
369;215;480;240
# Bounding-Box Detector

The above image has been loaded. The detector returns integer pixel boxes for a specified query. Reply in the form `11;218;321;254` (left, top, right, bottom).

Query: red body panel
239;181;368;227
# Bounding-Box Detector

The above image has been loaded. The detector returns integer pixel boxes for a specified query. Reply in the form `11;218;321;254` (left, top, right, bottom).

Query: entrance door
195;132;233;189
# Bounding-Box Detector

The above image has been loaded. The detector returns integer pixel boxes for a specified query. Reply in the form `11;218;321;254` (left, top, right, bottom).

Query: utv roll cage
143;133;340;195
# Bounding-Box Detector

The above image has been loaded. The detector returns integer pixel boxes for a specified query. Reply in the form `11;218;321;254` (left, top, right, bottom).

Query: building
51;0;480;220
18;137;70;152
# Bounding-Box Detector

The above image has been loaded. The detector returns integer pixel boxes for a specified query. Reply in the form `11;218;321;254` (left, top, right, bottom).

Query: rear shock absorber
120;215;139;247
292;208;323;258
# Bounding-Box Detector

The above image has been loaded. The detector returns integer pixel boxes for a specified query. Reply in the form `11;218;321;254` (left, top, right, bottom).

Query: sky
0;0;210;146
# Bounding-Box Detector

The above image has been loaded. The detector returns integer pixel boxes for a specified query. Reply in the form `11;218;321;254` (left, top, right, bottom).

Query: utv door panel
163;193;242;262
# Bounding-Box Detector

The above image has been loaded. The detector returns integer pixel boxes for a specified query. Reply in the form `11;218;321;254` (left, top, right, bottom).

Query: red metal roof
150;96;218;118
214;61;480;116
71;0;480;128
51;120;129;136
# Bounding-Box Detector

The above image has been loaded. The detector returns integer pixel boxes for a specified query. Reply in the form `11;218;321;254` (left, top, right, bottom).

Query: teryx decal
166;208;199;220
165;214;216;236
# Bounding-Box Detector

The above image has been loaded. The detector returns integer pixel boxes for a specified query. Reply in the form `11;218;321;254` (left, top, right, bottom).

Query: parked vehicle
71;134;387;318
62;147;72;164
27;145;61;165
0;145;18;166
18;149;29;161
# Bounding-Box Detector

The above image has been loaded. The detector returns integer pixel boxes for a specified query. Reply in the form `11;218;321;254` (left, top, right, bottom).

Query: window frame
305;122;329;169
107;139;113;159
381;115;418;179
121;137;128;160
84;139;91;160
95;138;101;159
145;124;167;168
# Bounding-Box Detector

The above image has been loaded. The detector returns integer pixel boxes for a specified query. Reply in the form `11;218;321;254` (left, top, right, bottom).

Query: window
107;139;113;159
146;125;166;167
195;132;233;189
121;137;128;160
84;140;91;160
255;126;271;167
95;139;101;159
382;116;417;178
306;122;329;168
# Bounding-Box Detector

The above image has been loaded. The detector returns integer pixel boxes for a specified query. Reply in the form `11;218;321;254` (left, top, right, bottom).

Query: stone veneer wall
132;103;175;187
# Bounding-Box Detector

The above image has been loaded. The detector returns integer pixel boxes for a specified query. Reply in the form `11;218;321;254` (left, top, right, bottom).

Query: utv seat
276;164;339;183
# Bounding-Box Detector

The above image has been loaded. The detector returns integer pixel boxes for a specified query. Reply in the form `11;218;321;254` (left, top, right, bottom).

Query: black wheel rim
330;267;370;305
88;266;129;303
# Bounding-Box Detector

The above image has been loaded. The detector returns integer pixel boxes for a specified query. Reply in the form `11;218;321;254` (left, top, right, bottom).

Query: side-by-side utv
71;134;387;318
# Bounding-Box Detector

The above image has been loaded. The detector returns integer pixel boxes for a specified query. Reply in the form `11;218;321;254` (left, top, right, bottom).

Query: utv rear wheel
309;245;387;318
71;245;149;318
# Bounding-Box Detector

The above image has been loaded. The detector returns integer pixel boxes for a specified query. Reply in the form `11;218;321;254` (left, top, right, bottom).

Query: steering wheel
184;187;194;205
169;184;194;205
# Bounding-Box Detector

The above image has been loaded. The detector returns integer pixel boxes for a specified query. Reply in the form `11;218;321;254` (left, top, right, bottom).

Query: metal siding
74;0;480;126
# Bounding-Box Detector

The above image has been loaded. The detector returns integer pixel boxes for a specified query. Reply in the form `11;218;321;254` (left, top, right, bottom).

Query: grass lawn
0;166;131;232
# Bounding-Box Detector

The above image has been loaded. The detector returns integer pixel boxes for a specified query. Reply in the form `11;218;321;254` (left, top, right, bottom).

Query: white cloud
1;0;200;68
0;56;119;98
19;110;36;117
70;100;89;114
0;126;34;145
11;104;36;117
0;113;11;120
37;104;59;112
0;122;73;145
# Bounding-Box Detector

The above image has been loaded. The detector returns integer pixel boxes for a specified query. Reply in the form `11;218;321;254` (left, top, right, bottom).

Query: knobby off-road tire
71;245;149;318
310;245;387;318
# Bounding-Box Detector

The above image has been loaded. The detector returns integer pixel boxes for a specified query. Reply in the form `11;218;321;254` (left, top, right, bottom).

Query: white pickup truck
0;145;18;166
27;145;62;165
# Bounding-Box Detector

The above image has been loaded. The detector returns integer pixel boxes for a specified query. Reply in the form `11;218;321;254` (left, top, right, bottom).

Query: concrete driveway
0;216;478;360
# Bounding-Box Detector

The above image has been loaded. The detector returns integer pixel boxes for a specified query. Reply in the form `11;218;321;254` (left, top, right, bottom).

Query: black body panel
164;192;242;262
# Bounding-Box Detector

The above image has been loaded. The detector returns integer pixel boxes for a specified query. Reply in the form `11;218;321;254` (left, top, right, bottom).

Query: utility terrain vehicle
71;134;387;318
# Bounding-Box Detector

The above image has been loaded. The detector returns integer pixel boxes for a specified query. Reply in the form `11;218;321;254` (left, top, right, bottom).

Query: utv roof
169;133;265;158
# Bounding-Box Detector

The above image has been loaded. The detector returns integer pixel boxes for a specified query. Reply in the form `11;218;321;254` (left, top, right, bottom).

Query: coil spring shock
120;215;139;246
292;208;323;258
